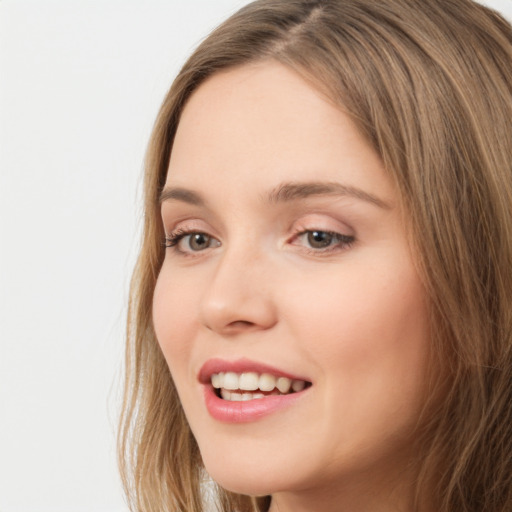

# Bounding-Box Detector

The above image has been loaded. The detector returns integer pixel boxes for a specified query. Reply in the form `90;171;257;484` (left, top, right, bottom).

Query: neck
266;458;434;512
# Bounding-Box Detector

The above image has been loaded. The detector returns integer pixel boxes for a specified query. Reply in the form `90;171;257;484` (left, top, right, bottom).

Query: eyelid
286;215;356;253
163;214;355;257
164;225;221;256
288;213;354;237
289;228;355;253
163;214;211;232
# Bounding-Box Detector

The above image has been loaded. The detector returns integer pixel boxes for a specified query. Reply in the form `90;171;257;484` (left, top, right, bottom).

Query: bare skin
154;61;433;512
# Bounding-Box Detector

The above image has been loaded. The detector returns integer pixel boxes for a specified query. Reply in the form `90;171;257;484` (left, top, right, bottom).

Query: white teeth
219;390;266;402
276;377;292;393
239;372;259;390
259;373;276;392
211;373;222;389
223;372;239;390
292;379;306;392
210;371;309;400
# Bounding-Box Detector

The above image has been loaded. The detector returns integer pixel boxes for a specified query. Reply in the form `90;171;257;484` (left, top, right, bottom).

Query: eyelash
291;229;355;255
163;228;215;255
163;228;355;256
164;228;190;247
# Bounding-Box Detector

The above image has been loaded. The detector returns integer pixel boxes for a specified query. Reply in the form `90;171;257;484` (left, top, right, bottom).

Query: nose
199;247;278;335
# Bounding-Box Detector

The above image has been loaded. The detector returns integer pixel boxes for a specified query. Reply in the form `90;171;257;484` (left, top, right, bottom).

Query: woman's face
153;62;431;505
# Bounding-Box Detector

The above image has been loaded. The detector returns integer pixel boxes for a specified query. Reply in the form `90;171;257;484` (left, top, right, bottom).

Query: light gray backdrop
1;1;511;511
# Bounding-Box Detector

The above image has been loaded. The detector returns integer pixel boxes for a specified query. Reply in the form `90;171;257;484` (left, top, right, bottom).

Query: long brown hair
118;1;512;510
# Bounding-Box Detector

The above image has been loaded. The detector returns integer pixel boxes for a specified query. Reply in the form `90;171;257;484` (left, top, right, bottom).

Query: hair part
118;1;512;510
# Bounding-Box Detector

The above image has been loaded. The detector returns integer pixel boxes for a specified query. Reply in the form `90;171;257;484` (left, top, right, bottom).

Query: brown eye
293;229;355;253
165;230;220;254
307;231;335;249
187;233;213;251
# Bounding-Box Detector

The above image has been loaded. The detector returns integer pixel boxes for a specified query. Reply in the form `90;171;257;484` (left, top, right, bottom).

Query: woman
118;1;512;511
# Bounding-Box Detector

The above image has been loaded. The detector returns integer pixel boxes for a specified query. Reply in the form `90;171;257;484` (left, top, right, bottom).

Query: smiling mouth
211;372;311;401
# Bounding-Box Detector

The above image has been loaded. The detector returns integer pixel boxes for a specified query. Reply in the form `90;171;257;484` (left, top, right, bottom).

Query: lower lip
204;385;307;423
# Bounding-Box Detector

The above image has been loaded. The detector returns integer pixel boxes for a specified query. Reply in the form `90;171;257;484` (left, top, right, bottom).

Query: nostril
199;279;278;333
225;320;257;331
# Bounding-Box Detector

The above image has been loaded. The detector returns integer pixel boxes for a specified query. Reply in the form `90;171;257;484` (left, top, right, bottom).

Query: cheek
153;268;198;368
282;254;430;410
280;264;431;470
288;258;426;339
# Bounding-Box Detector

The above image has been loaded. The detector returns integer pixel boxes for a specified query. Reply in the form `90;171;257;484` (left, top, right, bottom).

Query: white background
0;1;510;511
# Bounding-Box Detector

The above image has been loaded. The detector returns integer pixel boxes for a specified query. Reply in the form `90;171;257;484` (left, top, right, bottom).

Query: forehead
166;61;394;205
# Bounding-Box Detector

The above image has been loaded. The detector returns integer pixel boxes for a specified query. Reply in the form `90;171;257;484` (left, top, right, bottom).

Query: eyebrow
266;181;391;209
159;180;391;209
159;187;206;206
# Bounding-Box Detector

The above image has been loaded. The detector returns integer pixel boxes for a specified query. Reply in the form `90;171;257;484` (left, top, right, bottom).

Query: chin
201;449;300;497
210;473;273;497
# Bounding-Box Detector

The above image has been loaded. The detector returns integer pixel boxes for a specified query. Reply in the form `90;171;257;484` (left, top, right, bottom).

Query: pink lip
199;358;311;423
203;386;307;423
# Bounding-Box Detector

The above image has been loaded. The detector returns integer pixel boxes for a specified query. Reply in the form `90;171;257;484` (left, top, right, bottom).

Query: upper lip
198;357;310;384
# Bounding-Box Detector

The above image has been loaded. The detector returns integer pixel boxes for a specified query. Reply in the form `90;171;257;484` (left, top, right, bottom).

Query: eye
294;230;355;252
306;230;336;249
186;233;213;251
165;229;221;254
